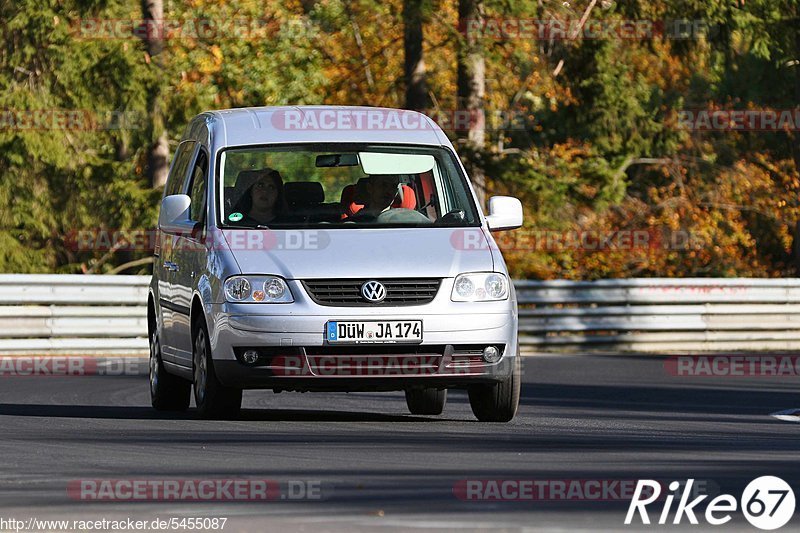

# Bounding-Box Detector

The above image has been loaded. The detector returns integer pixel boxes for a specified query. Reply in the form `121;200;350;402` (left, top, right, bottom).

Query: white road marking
771;408;800;422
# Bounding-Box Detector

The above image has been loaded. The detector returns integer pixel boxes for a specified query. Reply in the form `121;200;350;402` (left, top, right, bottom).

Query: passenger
231;168;287;226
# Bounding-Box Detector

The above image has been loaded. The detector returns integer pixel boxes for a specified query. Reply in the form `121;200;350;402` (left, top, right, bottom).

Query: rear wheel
149;331;190;411
405;388;447;415
193;321;242;419
468;356;521;422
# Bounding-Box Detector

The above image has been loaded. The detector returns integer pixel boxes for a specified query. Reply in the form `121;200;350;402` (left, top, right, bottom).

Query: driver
357;174;402;218
350;174;431;224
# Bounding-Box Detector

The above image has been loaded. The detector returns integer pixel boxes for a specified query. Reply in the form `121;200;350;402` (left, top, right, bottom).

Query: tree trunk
141;0;169;189
457;0;486;209
403;0;430;111
140;0;164;56
148;132;169;190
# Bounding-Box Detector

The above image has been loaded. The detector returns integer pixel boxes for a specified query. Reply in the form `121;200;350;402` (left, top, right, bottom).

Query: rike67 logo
626;477;795;530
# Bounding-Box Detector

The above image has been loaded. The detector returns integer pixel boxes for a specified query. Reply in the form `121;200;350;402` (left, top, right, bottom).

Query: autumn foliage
1;0;799;278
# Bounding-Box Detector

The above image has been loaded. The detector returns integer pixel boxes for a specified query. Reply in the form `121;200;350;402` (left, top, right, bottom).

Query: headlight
224;276;294;303
451;272;509;302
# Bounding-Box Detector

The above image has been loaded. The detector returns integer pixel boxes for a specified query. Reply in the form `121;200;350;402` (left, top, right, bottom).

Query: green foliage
1;0;798;278
0;0;154;273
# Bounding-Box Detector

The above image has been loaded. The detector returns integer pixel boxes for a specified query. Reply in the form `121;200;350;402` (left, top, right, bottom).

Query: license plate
326;320;423;344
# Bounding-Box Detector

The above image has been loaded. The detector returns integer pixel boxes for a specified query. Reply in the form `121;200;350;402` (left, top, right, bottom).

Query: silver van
148;106;523;421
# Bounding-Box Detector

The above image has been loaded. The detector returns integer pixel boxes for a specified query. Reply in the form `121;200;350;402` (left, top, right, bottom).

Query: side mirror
158;194;197;235
485;196;523;231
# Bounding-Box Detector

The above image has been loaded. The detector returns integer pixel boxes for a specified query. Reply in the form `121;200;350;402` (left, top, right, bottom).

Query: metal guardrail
516;278;800;352
1;275;799;354
0;275;149;354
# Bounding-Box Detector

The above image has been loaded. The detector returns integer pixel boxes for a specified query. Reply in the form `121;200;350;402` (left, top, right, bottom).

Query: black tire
193;320;242;420
405;388;447;415
149;331;191;411
468;356;521;422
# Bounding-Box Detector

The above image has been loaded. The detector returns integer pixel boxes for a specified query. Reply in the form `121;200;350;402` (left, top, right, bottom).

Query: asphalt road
0;354;798;532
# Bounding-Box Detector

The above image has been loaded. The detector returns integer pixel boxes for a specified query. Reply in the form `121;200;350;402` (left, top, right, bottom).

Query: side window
164;141;197;196
188;151;208;223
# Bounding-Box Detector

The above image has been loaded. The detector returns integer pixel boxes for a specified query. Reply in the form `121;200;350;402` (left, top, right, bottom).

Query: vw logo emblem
361;280;387;303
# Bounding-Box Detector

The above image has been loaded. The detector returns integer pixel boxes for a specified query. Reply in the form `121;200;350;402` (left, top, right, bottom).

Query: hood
220;227;494;279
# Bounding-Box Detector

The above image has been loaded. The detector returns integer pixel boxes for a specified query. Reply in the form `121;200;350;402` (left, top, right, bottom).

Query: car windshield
218;144;480;228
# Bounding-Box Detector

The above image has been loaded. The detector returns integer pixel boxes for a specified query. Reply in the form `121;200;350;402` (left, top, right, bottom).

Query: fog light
242;349;259;364
482;346;501;363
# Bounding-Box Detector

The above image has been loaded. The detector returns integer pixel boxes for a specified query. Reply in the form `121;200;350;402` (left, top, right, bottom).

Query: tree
456;0;486;208
140;0;169;189
3;0;800;279
403;0;431;111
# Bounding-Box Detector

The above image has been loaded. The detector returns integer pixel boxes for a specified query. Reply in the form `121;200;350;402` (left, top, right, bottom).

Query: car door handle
162;261;179;272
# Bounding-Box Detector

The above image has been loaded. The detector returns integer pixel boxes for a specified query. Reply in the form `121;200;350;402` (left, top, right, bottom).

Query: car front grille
302;278;441;306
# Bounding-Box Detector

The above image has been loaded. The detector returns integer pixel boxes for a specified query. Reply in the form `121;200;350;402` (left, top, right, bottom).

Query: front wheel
468;356;521;422
193;321;242;419
405;388;447;415
149;331;190;411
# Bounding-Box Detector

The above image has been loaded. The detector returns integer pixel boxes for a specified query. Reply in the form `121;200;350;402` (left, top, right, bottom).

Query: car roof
192;105;452;150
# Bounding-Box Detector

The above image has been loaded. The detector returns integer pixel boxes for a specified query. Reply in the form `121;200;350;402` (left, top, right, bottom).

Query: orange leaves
504;153;800;280
196;44;223;76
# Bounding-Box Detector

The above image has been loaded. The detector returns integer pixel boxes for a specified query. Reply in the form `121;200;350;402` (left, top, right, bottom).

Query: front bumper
207;279;518;391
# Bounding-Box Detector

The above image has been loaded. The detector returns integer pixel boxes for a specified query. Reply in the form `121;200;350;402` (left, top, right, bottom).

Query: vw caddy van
148;106;523;421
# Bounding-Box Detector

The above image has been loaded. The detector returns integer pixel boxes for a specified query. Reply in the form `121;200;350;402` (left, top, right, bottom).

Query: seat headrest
340;184;364;218
284;181;324;206
353;177;371;204
340;184;355;204
230;169;271;209
391;184;417;210
235;169;261;188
